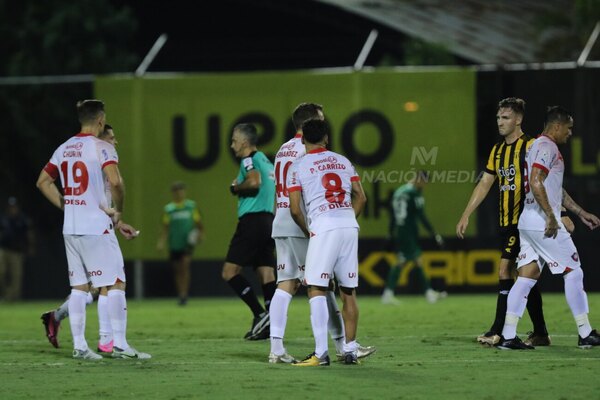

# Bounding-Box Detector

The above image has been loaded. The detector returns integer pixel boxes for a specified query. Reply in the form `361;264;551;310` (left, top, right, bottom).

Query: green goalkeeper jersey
390;183;434;239
162;199;200;251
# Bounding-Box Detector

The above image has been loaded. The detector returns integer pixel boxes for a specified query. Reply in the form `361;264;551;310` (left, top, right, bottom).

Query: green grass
2;294;600;399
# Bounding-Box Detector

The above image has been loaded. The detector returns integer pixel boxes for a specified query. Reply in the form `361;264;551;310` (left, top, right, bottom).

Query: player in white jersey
36;100;149;360
288;119;367;366
269;103;375;363
498;106;600;350
41;124;129;353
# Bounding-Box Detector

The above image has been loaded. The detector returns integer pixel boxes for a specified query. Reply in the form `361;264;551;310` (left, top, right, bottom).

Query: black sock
490;279;514;334
262;281;276;311
227;274;264;317
526;284;548;335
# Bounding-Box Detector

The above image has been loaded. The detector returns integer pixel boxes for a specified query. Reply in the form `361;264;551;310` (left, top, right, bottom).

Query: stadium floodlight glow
135;33;169;77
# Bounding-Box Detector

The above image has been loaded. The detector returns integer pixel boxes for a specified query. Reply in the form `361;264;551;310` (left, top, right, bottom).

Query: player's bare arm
36;170;64;210
562;188;600;230
530;166;559;238
232;169;260;196
456;171;495;238
103;163;125;225
351;180;367;217
289;190;309;237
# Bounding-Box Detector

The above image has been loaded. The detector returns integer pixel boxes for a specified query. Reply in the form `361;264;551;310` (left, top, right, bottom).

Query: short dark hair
545;106;572;126
302;119;329;144
98;124;113;139
77;99;105;125
171;181;186;191
292;102;323;130
497;97;525;115
234;123;258;145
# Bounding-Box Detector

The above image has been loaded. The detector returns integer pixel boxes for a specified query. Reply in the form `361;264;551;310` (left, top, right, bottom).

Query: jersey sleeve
530;141;556;174
98;141;119;169
42;149;61;180
241;156;255;172
484;144;497;175
287;161;302;193
350;164;360;182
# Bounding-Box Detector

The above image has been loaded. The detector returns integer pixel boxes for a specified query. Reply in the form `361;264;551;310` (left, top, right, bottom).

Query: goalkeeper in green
382;172;446;304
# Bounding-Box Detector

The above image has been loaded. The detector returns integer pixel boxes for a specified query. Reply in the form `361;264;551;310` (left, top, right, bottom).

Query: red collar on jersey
75;132;95;137
307;147;327;154
294;133;302;138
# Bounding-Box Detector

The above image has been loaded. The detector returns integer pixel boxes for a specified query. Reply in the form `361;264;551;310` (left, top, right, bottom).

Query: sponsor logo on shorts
87;270;103;277
319;205;327;212
547;261;559;269
298;265;305;271
571;252;579;262
320;273;331;280
348;272;356;278
518;253;526;260
277;264;285;270
69;271;74;277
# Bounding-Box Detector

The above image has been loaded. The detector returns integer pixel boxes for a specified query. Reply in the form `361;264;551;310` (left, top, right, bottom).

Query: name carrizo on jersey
43;133;118;235
287;147;360;235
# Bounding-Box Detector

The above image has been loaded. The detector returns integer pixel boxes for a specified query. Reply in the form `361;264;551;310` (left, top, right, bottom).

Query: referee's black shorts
226;212;275;268
499;226;520;260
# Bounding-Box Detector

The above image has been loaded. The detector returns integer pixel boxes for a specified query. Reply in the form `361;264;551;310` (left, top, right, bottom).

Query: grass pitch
2;294;600;399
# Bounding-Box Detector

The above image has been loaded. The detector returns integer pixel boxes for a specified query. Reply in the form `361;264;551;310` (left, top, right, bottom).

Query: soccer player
223;123;276;340
497;106;600;350
41;125;125;353
37;100;150;359
457;98;551;346
269;103;375;363
157;181;204;306
382;172;446;304
289;119;367;366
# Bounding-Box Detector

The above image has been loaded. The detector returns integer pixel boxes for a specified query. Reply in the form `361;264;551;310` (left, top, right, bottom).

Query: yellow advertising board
95;68;476;260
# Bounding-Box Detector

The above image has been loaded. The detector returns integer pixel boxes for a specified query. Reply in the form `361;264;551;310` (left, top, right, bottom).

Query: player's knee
563;267;583;283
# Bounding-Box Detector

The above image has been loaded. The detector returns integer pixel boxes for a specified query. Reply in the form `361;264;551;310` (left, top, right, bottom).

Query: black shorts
170;248;192;262
499;226;520;260
226;212;275;268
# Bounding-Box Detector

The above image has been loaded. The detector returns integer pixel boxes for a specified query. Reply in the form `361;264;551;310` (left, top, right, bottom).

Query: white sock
564;268;592;337
108;289;129;350
68;290;88;350
86;291;94;305
325;291;345;353
343;339;358;354
55;298;70;321
501;277;537;339
97;294;113;344
269;289;292;355
309;296;329;358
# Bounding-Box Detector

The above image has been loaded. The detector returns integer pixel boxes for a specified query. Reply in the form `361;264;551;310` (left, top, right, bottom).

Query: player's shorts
169;247;192;262
517;229;581;274
226;212;276;268
305;227;358;289
64;232;126;288
274;237;308;283
392;235;421;263
499;226;520;260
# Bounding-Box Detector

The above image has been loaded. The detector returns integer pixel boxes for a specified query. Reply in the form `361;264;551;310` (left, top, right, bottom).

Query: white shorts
64;233;126;287
274;237;308;283
517;229;581;274
304;228;359;288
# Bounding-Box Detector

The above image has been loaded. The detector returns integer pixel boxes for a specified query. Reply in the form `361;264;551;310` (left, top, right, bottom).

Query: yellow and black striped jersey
485;134;534;227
